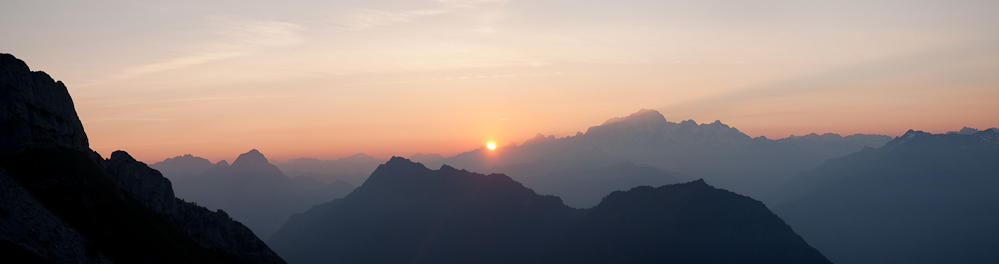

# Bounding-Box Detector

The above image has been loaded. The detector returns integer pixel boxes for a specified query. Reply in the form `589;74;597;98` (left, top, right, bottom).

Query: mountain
0;53;284;263
773;129;999;264
152;154;214;180
429;109;891;206
151;150;355;239
777;132;894;161
269;157;830;264
496;160;691;208
273;153;386;186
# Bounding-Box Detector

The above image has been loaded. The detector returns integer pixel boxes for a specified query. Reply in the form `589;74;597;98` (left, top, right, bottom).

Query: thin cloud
337;0;507;31
340;72;565;86
341;9;451;31
79;17;304;87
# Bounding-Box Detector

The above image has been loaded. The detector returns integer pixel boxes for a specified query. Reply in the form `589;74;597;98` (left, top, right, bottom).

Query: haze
3;0;998;162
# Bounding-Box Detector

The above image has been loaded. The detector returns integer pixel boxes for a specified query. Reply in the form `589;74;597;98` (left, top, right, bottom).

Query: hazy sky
3;0;998;163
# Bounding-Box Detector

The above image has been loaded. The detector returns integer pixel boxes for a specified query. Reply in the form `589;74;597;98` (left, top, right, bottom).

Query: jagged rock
104;150;286;264
106;151;178;214
0;53;89;155
0;53;285;263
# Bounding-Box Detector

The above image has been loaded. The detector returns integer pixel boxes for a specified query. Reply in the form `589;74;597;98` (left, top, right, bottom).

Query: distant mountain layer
427;109;891;205
269;157;830;264
0;53;284;263
151;150;355;239
273;153;386;186
773;129;999;264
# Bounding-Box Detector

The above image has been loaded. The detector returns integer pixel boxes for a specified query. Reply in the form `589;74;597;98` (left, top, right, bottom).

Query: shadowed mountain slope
151;150;355;239
0;53;284;263
269;157;830;264
773;129;999;264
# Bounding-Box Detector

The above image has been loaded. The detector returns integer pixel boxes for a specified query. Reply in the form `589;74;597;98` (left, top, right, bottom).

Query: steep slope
153;150;354;239
498;160;690;208
559;180;827;263
269;157;830;264
774;129;999;264
104;151;286;264
0;53;284;263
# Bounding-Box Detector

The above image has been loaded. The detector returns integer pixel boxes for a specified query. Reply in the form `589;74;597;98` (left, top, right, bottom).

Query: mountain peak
382;156;424;169
600;109;666;126
231;149;269;168
110;150;138;163
1;53;90;155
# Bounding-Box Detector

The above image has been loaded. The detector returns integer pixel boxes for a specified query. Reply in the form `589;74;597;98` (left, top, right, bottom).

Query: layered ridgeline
773;129;999;264
269;157;831;264
272;153;387;186
151;150;355;239
424;109;891;207
0;53;285;263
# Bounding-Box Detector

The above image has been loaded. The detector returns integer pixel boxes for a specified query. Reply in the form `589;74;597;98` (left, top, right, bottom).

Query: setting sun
486;142;496;150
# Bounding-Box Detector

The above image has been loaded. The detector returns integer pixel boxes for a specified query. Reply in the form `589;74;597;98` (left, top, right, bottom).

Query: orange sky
4;1;998;163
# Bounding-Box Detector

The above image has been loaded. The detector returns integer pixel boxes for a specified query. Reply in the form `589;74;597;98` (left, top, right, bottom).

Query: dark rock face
105;151;178;214
0;169;111;264
0;53;89;155
104;150;286;264
270;157;830;264
774;129;999;264
0;53;285;263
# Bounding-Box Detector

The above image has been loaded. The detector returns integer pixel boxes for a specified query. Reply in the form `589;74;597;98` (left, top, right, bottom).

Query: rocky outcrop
105;151;179;214
104;150;286;264
0;53;286;263
0;53;89;155
0;169;111;264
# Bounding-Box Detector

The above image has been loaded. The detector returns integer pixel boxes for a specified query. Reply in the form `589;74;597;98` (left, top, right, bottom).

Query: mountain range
772;129;999;264
0;53;285;263
151;150;355;239
269;157;831;264
423;109;891;207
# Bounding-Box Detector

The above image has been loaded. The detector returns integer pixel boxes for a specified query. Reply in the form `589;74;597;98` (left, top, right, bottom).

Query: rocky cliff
0;53;285;263
0;53;88;155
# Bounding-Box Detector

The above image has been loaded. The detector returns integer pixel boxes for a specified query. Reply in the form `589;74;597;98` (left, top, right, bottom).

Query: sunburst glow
486;142;496;150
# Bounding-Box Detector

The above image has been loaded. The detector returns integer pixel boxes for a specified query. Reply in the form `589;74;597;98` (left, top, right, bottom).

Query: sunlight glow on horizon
3;1;998;163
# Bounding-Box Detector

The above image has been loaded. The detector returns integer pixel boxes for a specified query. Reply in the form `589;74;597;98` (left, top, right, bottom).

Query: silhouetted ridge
151;149;352;239
104;150;287;263
0;53;89;155
270;159;830;264
231;149;270;168
773;129;999;263
599;108;666;126
0;53;285;263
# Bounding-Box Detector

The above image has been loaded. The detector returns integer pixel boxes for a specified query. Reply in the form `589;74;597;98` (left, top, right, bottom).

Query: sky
3;0;998;163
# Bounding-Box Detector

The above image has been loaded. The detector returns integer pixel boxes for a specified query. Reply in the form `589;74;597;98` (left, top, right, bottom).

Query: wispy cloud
336;0;508;30
341;9;451;31
79;17;304;87
340;72;564;86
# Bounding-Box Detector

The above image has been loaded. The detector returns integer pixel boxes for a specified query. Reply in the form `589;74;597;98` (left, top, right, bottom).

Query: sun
486;142;497;150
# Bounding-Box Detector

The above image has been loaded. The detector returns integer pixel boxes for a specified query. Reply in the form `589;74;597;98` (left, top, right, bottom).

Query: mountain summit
0;53;89;155
270;157;830;264
0;53;285;263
